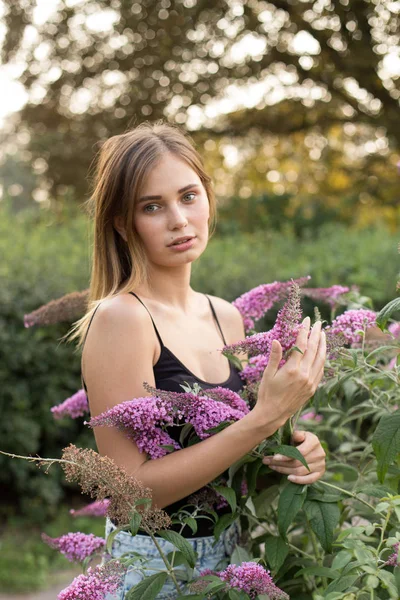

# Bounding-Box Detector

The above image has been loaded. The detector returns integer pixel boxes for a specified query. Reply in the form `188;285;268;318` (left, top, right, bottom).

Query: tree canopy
1;0;399;203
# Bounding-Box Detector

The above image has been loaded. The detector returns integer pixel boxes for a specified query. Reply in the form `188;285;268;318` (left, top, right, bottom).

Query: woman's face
132;153;210;267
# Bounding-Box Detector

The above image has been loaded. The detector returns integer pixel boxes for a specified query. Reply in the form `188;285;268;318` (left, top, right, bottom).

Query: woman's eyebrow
137;183;200;203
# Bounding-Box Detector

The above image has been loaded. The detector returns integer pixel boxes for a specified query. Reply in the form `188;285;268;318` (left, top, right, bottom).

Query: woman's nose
168;206;188;229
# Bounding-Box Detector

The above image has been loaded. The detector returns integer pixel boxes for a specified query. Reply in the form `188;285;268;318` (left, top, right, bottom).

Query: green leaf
323;574;359;596
354;484;394;498
129;511;142;536
228;455;256;486
394;566;400;593
244;496;257;516
157;530;197;568
183;516;198;535
179;422;193;445
246;458;263;495
263;535;289;574
271;445;310;471
228;590;247;600
223;351;244;371
331;550;352;571
278;482;307;538
372;410;400;483
203;579;227;594
160;444;177;452
106;525;127;554
295;566;340;579
125;572;168;600
214;513;238;542
134;497;152;508
166;551;189;568
253;484;280;518
376;298;400;330
204;420;232;435
213;485;237;513
230;544;252;565
304;500;340;553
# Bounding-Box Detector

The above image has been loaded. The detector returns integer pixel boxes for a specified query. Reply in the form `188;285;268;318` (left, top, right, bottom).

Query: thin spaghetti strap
205;294;227;345
81;302;102;395
129;292;164;348
82;303;102;350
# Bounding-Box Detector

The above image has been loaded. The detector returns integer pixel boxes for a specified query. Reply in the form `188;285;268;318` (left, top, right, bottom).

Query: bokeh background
0;0;399;594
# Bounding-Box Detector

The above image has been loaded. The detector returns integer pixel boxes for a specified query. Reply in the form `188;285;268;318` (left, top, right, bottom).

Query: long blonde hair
65;120;217;350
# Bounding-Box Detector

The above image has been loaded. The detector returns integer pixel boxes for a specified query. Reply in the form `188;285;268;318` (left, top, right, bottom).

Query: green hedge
1;202;398;522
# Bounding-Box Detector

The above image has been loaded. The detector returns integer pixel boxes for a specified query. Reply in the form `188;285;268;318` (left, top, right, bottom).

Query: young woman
73;121;327;599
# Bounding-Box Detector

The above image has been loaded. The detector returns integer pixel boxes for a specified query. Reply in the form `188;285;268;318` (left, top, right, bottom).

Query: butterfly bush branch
24;289;89;328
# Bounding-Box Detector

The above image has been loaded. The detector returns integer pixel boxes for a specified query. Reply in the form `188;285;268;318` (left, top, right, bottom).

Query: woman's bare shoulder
206;294;246;344
82;292;157;364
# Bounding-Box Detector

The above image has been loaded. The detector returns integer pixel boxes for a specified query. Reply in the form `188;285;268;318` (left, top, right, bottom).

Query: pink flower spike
388;322;400;339
42;532;105;563
51;389;89;420
232;276;310;332
300;410;323;423
70;499;110;518
58;561;125;600
302;285;349;308
223;281;303;372
218;562;289;599
325;309;376;346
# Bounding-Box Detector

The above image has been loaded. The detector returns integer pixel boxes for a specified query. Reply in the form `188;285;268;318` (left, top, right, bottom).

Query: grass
0;504;105;593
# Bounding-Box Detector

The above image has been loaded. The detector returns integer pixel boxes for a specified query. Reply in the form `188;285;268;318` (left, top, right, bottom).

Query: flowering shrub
3;265;400;599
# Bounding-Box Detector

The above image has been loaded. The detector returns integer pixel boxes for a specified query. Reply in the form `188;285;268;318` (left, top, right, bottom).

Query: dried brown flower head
61;444;171;532
24;289;89;328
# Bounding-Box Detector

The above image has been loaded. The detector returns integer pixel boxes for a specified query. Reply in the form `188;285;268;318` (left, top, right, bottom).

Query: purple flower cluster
239;355;269;384
389;322;400;339
302;285;349;307
58;561;125;600
325;309;376;345
218;562;289;599
183;396;246;440
42;532;105;563
224;282;303;382
386;542;399;566
51;389;89;419
300;410;323;423
202;386;249;413
88;387;248;459
88;396;180;459
70;499;110;518
232;276;310;331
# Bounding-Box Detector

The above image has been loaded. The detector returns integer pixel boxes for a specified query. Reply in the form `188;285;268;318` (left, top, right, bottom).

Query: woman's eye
143;204;159;213
182;192;196;202
143;193;196;213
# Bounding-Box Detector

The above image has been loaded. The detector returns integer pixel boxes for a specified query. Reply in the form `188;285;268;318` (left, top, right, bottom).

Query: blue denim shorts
103;516;241;600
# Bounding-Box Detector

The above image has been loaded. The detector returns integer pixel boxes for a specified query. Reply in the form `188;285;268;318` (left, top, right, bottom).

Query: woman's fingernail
288;475;296;482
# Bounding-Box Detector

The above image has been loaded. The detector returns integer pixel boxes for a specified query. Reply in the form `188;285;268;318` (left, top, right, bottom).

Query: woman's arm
83;295;325;509
82;295;281;509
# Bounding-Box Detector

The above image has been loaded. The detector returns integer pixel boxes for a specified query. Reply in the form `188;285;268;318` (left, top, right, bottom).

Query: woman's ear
114;215;128;242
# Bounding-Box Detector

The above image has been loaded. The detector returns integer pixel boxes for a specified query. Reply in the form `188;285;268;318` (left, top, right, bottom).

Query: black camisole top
81;292;245;537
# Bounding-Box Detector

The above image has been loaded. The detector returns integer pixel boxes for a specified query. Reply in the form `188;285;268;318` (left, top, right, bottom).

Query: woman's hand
262;431;326;485
253;317;326;432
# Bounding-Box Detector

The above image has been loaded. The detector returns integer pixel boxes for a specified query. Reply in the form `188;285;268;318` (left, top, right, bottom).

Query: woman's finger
300;321;322;371
293;431;321;457
285;317;311;368
268;456;325;475
288;470;325;485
